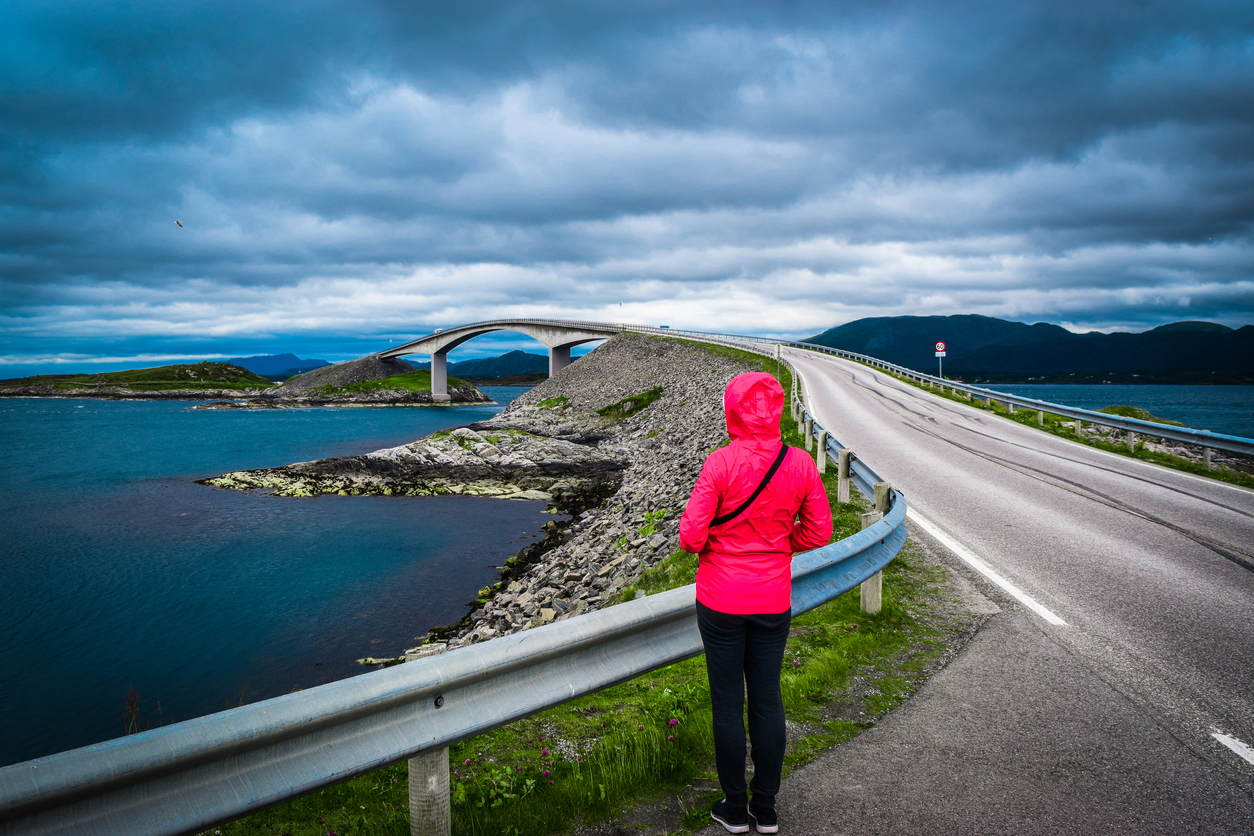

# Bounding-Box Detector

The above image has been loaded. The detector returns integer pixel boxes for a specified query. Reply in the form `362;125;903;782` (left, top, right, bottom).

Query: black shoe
748;804;778;834
711;799;750;833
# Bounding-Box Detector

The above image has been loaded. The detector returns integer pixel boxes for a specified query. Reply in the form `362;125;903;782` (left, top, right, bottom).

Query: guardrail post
1007;402;1015;414
859;482;891;614
837;449;851;503
815;430;827;473
410;647;450;836
1126;431;1136;452
1203;447;1213;470
1076;418;1083;436
804;416;813;451
1038;410;1044;426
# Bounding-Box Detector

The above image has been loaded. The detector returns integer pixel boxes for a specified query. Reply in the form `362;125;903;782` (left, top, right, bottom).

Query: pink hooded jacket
679;372;832;614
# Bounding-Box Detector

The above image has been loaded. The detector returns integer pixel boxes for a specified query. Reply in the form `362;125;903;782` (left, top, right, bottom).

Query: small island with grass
0;362;276;399
0;355;493;407
198;355;491;408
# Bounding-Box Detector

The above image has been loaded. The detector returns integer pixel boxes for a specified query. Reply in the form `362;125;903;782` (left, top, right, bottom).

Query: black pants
696;600;791;810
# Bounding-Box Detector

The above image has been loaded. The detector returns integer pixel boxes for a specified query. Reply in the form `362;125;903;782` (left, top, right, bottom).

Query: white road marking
797;350;1254;497
906;508;1068;626
1212;731;1254;766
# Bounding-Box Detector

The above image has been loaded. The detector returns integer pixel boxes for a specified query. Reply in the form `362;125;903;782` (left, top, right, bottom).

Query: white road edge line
1212;731;1254;766
906;508;1068;626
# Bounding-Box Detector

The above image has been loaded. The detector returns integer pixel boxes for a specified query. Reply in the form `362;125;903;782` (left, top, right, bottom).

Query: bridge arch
378;319;623;400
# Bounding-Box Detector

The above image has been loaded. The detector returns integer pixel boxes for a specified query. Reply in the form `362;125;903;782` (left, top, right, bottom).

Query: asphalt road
704;350;1254;835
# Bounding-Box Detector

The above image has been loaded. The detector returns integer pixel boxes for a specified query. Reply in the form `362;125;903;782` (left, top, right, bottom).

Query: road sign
935;341;946;352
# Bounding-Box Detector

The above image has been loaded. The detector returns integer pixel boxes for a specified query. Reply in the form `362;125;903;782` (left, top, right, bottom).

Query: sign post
935;341;946;379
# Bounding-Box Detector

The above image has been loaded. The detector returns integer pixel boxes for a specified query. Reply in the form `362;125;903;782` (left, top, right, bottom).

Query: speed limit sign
935;341;946;352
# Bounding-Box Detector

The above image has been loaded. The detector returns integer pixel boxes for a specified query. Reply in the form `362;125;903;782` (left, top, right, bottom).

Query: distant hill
230;353;330;378
402;350;549;380
451;350;549;378
805;315;1254;383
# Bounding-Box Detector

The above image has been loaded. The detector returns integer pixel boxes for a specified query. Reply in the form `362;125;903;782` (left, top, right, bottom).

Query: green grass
310;370;467;396
876;365;1254;490
537;396;571;409
1097;405;1184;426
596;387;664;420
1;362;274;391
201;342;939;836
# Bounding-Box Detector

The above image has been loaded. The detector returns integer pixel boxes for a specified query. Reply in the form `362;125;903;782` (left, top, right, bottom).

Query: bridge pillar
431;352;451;403
550;345;572;377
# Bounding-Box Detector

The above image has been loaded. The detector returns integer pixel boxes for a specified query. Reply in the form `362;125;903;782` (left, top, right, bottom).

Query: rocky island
0;355;492;406
202;332;776;654
196;355;491;408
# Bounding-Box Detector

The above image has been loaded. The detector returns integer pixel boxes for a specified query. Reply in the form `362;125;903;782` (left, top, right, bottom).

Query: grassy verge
201;342;950;836
866;362;1254;491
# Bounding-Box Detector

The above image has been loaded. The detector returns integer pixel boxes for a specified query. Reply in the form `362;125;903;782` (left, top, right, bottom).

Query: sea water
0;389;546;766
982;384;1254;440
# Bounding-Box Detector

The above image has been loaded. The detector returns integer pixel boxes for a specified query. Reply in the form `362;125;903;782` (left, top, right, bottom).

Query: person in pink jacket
680;372;832;834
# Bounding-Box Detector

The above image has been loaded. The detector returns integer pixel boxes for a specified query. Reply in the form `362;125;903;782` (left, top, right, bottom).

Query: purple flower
543;770;550;777
548;779;554;784
793;660;802;668
667;735;674;741
637;725;644;731
668;718;678;726
463;758;471;765
576;756;583;762
541;748;549;756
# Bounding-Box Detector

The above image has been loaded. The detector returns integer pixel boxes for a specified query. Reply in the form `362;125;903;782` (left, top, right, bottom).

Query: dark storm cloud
2;0;1254;370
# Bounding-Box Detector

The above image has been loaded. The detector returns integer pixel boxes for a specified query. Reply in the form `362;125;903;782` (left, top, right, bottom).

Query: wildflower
668;718;678;726
548;779;554;784
668;735;674;741
793;660;803;668
538;735;544;741
464;758;471;765
576;757;583;762
637;725;644;731
541;748;549;756
543;770;550;777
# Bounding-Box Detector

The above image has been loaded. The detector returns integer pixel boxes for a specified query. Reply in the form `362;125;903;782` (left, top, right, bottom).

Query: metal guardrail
0;340;905;836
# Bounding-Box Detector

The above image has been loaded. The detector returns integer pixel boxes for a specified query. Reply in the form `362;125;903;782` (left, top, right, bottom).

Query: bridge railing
0;345;905;836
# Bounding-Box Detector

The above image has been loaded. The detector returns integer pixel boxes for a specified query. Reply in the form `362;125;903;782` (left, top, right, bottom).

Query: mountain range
230;353;330;379
805;316;1254;384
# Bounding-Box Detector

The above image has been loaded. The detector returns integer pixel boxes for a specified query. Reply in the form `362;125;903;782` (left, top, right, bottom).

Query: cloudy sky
3;0;1252;374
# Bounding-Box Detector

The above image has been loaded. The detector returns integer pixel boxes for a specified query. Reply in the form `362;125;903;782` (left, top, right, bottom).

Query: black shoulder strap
711;444;790;526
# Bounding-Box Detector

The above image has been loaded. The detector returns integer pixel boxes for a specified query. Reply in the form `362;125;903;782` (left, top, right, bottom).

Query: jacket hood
723;372;784;443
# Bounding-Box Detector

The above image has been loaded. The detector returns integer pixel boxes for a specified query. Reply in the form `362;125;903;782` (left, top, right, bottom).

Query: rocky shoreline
202;332;769;657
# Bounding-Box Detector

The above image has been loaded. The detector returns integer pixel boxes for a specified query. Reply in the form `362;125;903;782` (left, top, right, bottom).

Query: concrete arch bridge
378;318;627;401
378;317;779;399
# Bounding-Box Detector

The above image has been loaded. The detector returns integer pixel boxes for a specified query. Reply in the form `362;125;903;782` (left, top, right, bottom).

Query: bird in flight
175;220;183;228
